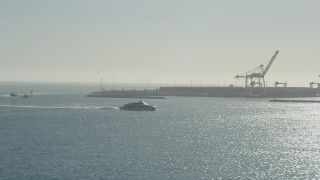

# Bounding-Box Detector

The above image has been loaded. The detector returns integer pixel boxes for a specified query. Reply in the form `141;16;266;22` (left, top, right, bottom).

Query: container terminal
86;51;320;99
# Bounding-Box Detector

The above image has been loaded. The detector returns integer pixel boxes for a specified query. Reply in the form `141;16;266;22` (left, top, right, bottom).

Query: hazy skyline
1;0;320;86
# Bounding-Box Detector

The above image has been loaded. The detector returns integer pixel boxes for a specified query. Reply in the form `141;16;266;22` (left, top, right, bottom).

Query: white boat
119;101;156;111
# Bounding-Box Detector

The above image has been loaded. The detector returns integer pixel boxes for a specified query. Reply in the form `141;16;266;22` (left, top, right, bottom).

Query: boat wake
0;95;12;97
0;105;118;110
98;106;119;110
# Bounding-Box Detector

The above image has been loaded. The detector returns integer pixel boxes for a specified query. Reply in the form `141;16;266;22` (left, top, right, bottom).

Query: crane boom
262;50;279;77
234;50;279;91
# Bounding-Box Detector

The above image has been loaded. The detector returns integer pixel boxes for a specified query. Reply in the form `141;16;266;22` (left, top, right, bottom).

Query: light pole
100;78;104;91
112;79;114;91
141;79;143;90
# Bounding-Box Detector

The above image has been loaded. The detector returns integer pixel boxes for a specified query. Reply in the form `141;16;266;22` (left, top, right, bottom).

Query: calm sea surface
1;83;320;179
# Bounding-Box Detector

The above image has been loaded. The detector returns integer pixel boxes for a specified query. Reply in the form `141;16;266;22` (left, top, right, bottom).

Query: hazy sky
1;0;320;86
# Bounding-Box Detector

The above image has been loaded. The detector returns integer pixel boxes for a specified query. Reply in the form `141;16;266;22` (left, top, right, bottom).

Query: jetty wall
86;86;320;98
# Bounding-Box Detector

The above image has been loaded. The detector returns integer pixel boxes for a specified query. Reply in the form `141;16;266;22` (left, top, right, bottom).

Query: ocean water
1;83;320;179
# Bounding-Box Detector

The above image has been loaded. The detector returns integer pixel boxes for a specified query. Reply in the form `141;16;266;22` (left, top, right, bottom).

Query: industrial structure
235;50;279;95
310;82;320;88
88;50;320;98
275;81;287;87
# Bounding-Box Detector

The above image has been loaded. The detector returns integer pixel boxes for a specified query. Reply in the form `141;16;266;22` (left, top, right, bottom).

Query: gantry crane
235;50;279;91
275;81;287;87
308;75;320;88
310;82;320;88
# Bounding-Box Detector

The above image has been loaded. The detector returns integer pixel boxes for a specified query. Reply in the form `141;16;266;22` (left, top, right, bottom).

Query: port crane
275;81;287;87
235;50;279;91
310;82;320;88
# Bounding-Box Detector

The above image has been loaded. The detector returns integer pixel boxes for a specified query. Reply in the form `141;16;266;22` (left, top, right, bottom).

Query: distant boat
119;101;156;111
10;92;18;97
21;94;29;98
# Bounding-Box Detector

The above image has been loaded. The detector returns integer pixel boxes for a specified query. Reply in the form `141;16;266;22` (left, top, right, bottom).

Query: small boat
119;101;156;111
21;94;29;98
10;92;18;97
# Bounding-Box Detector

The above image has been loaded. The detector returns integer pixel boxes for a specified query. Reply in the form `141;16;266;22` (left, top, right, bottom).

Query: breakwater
86;86;320;98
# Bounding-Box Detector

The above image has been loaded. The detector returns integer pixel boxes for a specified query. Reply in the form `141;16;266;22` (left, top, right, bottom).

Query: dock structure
235;50;279;96
275;81;287;87
89;50;320;99
86;86;320;98
310;82;320;88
